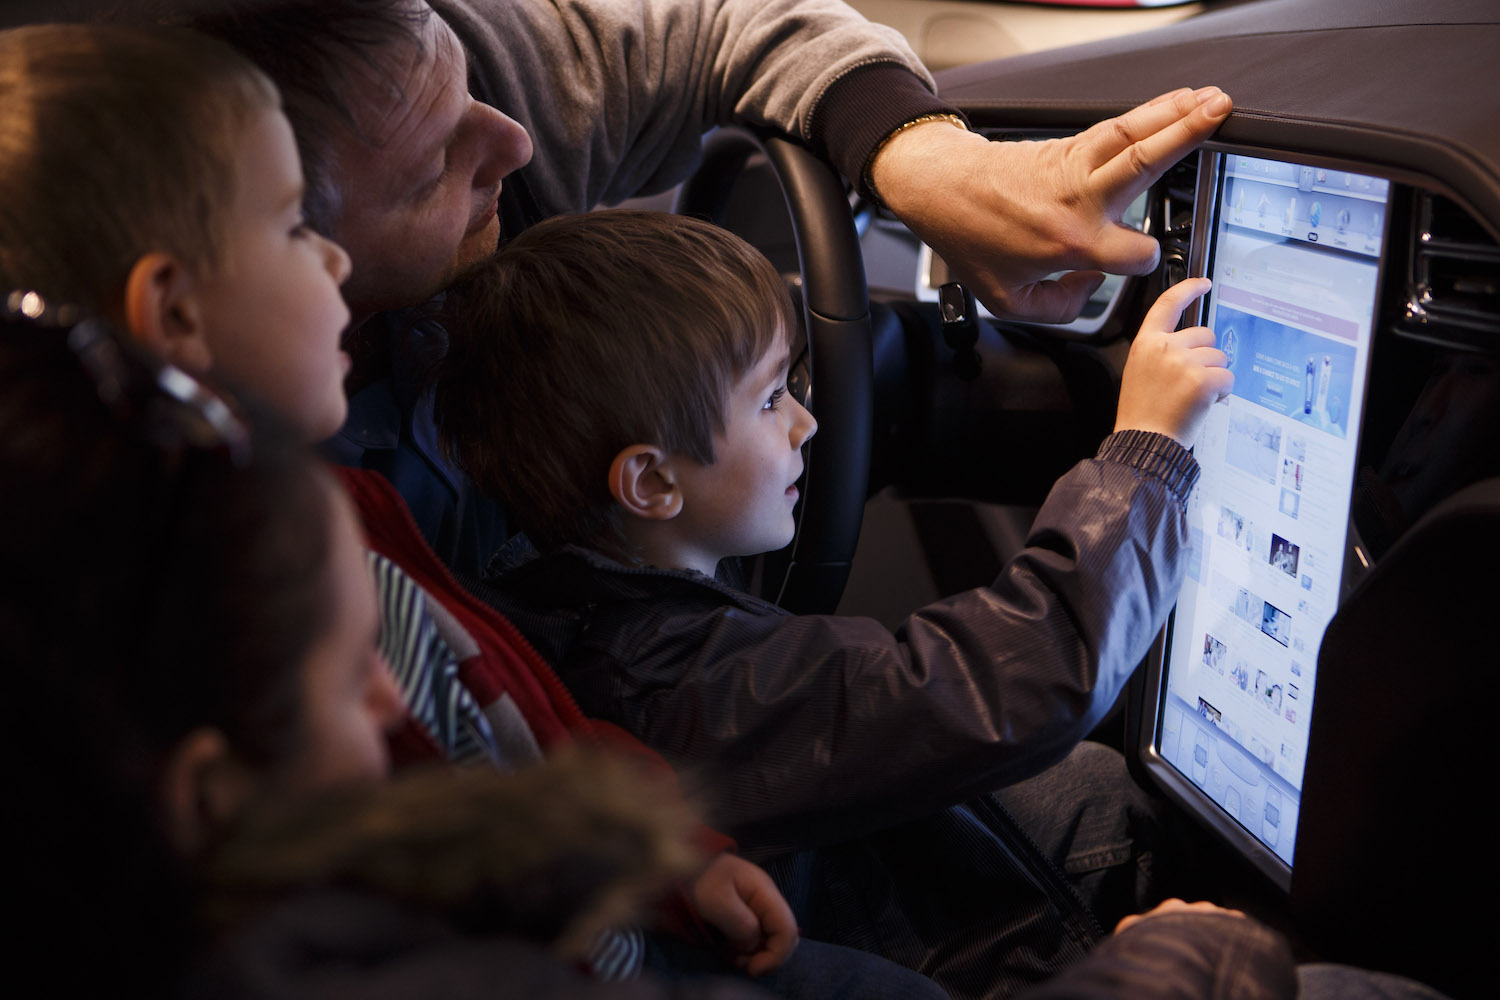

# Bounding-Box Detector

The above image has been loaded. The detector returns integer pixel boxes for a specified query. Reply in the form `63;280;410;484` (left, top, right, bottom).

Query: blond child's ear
123;252;213;374
159;727;257;856
609;444;683;521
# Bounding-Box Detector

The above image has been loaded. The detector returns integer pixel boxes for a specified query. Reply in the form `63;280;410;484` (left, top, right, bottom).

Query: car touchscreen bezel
1134;145;1394;892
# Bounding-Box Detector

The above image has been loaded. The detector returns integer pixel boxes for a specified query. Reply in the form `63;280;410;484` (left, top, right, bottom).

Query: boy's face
671;331;818;569
193;107;353;442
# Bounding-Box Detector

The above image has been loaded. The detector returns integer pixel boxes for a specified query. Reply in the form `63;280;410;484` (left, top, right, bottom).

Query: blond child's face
193;107;353;442
669;331;818;572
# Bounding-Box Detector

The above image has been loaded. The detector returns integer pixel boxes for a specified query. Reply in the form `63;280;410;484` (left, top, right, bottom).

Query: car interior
670;1;1499;995
4;0;1492;993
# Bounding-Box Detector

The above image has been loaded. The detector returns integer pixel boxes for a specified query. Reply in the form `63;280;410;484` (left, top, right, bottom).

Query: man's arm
442;1;1229;324
437;0;933;213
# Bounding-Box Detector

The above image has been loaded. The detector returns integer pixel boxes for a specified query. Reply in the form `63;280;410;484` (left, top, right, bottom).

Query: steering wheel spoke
675;128;873;613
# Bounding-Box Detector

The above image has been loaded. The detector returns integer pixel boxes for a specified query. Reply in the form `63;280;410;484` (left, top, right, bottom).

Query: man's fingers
1141;277;1212;333
1075;86;1219;166
1115;897;1249;935
983;269;1104;324
1087;224;1162;276
1145;87;1193;108
1082;88;1233;208
1053;269;1108;315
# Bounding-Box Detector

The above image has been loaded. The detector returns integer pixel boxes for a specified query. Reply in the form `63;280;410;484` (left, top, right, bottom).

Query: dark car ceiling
937;0;1500;235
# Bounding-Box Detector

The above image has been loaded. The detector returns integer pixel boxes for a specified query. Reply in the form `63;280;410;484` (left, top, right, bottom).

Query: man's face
327;5;532;316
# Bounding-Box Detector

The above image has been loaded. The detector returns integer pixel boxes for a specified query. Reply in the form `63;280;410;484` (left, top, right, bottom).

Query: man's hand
870;87;1233;323
1114;898;1246;935
690;853;799;977
1115;276;1231;449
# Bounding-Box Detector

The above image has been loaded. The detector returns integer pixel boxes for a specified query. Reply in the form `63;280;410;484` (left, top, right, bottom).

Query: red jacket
333;466;734;944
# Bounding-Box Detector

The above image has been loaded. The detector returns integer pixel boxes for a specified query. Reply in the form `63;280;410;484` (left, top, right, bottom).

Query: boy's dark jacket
472;431;1202;997
474;430;1198;853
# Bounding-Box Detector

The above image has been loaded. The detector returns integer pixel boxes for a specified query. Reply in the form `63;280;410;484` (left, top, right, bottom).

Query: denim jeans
645;931;948;1000
992;740;1168;930
750;740;1162;1000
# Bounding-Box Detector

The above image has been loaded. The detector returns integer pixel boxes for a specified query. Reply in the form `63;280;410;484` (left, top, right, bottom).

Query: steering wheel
674;127;872;614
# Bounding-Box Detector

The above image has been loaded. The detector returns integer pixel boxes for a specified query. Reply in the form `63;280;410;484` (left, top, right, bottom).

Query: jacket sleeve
1013;914;1298;1000
596;431;1197;851
435;0;949;212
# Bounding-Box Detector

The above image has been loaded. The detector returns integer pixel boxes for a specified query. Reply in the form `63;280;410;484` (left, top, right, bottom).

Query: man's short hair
168;0;428;236
0;22;278;314
435;210;798;557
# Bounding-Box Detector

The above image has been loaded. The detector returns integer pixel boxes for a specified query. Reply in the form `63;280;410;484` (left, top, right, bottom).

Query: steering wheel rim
674;127;873;614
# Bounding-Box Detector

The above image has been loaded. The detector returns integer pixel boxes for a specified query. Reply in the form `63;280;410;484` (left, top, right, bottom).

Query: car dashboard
680;6;1496;989
843;1;1499;992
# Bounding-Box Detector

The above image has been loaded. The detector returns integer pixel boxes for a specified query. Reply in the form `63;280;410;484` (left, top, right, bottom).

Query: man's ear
608;444;682;521
123;252;213;374
159;727;255;856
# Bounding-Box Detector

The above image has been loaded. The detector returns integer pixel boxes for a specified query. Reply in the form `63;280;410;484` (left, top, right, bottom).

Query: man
190;0;1227;321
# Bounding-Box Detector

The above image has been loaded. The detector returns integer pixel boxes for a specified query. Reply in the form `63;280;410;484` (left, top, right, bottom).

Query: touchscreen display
1154;153;1390;872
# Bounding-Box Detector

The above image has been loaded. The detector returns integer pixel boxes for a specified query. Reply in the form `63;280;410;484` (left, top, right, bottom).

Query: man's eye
764;387;786;411
415;161;449;201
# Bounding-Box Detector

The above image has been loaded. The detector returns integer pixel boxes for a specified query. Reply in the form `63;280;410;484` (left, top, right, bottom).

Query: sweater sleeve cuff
805;61;963;199
1096;429;1200;508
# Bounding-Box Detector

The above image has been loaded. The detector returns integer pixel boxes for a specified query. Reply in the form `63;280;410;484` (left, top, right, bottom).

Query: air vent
1405;193;1500;350
1161;151;1200;238
1153;151;1198;288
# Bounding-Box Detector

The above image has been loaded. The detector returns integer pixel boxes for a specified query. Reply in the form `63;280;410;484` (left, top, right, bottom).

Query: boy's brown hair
434;209;798;558
0;23;278;315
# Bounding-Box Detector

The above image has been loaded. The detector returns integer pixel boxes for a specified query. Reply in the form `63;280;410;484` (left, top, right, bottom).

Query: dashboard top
935;0;1500;235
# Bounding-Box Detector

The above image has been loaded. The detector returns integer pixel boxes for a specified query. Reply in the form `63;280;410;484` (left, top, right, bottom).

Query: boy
437;207;1228;840
435;209;1231;994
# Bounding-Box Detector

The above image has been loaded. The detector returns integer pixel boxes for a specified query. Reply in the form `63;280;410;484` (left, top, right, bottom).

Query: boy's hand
690;853;799;976
1114;898;1247;934
1115;277;1232;448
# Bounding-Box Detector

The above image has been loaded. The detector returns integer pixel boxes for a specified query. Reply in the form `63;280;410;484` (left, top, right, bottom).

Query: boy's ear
159;727;256;856
609;444;682;521
123;252;213;374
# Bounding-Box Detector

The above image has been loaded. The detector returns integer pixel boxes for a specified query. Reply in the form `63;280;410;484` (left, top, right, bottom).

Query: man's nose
470;101;533;190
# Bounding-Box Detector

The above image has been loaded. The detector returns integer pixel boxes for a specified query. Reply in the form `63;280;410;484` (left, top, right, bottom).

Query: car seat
1292;475;1499;998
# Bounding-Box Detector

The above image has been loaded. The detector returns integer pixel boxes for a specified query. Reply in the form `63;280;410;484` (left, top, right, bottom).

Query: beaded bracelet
860;112;970;210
